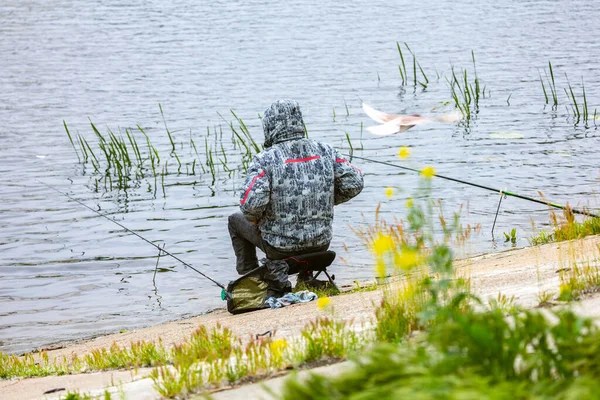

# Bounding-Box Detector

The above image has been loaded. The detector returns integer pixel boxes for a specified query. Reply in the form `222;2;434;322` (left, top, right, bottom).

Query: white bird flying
362;103;461;136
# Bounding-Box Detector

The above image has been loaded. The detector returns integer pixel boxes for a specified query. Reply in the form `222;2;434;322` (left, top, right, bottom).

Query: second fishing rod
344;154;600;221
40;181;230;296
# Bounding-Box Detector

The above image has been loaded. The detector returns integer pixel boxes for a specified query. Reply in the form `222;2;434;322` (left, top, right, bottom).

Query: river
1;0;599;354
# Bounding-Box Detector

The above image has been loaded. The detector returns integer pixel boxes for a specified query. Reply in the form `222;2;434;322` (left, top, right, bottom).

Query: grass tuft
530;209;600;245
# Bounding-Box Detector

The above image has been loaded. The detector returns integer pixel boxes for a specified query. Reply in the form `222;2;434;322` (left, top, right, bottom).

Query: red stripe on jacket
336;158;362;173
240;170;265;205
285;155;321;163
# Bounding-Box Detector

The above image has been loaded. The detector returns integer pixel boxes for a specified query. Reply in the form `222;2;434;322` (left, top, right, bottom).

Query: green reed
231;110;260;153
397;41;407;85
540;61;559;107
446;55;483;121
159;104;176;154
405;42;427;88
471;50;480;103
562;74;592;126
345;132;354;153
65;107;266;196
63;121;81;163
397;42;428;88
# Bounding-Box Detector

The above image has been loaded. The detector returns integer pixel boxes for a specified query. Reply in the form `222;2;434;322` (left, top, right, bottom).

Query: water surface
1;0;599;354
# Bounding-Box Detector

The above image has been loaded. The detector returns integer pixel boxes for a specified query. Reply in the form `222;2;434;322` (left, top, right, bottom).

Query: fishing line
39;181;227;290
345;154;600;219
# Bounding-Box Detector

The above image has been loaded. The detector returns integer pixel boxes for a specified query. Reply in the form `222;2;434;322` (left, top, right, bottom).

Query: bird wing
435;110;462;123
363;103;462;135
366;120;415;136
362;103;399;123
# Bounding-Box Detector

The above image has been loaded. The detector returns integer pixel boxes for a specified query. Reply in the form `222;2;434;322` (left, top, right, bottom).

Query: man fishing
228;99;364;292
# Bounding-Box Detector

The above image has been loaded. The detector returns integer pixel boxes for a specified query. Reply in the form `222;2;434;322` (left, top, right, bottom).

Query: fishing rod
39;181;228;291
345;154;600;220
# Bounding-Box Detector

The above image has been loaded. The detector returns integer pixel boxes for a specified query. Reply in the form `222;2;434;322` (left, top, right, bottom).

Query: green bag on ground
225;259;291;314
226;268;269;314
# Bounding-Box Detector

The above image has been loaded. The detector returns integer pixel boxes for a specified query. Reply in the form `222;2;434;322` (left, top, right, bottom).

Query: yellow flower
406;197;413;209
420;166;436;179
385;187;394;197
317;296;331;310
398;146;411;159
270;339;288;352
395;248;421;271
372;233;394;256
375;258;386;278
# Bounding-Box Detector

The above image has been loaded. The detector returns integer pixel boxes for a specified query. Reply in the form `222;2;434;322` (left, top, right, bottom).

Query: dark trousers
228;212;328;275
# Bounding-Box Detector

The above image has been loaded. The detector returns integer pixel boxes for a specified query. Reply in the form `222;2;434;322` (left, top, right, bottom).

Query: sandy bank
2;235;600;400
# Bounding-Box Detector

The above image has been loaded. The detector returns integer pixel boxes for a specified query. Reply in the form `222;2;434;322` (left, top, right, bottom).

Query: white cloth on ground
264;290;318;309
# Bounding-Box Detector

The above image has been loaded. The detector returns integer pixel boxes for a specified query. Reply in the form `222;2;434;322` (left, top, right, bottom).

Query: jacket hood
262;100;306;148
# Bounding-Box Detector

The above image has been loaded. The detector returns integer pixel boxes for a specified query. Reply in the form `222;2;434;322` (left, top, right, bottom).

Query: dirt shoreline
3;235;600;400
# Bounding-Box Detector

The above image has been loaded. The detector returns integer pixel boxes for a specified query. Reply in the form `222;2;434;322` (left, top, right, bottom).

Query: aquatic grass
471;50;480;104
137;125;159;177
231;111;260;154
582;78;589;123
404;42;428;88
189;137;207;174
66;107;265;195
445;51;484;122
540;69;549;104
447;67;476;120
564;74;581;123
396;41;407;85
548;60;558;106
63;121;81;163
540;61;559;107
80;136;100;172
344;132;354;154
159;104;176;154
396;42;428;88
562;74;593;126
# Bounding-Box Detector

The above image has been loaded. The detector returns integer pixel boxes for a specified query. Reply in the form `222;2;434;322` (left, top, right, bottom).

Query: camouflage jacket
239;100;364;252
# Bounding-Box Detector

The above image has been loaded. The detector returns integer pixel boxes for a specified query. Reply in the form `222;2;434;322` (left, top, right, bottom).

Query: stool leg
323;270;339;291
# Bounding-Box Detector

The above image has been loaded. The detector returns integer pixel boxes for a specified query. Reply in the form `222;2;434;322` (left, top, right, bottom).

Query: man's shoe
282;280;293;294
